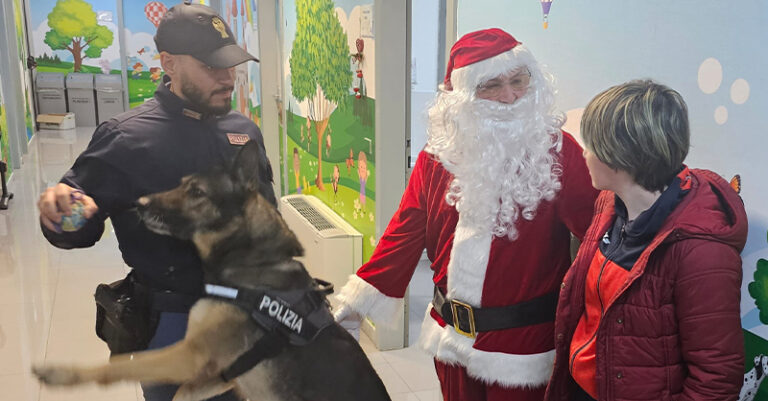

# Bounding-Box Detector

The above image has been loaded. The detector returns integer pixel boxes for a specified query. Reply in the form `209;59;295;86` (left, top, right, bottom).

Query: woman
545;80;747;401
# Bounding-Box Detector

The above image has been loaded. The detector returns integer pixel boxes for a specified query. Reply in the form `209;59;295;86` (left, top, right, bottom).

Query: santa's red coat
336;132;598;387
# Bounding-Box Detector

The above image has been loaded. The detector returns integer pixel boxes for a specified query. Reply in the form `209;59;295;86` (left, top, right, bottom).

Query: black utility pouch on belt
94;275;159;355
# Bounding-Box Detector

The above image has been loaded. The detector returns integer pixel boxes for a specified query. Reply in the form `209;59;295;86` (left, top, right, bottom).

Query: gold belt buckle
450;299;476;338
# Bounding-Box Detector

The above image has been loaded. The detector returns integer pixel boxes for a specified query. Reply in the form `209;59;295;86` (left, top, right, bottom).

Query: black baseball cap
154;1;258;69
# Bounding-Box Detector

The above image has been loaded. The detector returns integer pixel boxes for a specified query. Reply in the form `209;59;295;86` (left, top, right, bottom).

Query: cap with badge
154;1;258;69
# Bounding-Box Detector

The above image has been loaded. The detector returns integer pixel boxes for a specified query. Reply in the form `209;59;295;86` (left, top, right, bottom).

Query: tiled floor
0;126;441;400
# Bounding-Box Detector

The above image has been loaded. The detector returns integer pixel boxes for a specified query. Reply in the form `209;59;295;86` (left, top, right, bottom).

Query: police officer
36;3;271;400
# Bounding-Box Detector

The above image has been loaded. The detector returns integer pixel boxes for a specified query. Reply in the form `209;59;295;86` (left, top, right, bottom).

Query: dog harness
204;278;335;380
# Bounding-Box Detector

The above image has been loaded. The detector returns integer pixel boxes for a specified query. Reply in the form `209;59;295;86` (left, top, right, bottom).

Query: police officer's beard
180;81;234;116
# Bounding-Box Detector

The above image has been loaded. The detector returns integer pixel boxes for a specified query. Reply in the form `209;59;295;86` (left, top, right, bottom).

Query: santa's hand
334;304;362;341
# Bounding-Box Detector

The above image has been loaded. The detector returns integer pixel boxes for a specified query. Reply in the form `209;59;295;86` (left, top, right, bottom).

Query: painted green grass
36;62;106;75
278;122;285;183
286;95;376;165
129;76;161;108
24;105;33;140
253;105;262;125
0;105;11;175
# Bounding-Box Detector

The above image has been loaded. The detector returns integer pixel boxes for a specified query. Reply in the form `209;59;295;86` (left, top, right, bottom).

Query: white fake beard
436;95;562;240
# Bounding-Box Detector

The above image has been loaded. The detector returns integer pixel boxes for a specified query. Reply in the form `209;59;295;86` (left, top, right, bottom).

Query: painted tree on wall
44;0;114;72
290;0;351;190
748;231;768;324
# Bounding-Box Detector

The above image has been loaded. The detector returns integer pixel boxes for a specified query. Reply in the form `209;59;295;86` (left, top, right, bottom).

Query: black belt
432;287;558;338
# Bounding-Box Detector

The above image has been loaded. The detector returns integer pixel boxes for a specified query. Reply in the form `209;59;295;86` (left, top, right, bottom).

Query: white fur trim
445;215;492;305
417;308;554;387
450;46;537;94
333;274;403;327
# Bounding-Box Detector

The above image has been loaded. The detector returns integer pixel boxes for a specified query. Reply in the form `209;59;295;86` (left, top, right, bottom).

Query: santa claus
334;28;598;401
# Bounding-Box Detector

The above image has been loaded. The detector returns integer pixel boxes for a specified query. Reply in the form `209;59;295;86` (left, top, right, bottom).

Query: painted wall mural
458;0;768;398
28;0;249;111
0;80;11;177
123;0;172;108
282;0;376;261
13;0;35;141
29;0;119;76
540;0;552;29
44;0;113;72
122;0;255;112
219;0;262;126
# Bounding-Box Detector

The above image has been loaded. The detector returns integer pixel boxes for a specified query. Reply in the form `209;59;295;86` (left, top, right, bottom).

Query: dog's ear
232;140;262;193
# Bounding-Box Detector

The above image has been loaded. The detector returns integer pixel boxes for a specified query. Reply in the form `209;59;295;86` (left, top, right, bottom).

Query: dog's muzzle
134;198;173;236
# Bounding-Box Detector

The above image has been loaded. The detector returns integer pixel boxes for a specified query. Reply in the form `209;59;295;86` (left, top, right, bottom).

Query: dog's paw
32;365;83;386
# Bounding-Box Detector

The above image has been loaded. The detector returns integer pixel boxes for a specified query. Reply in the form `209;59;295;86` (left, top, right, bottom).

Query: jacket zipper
570;225;625;373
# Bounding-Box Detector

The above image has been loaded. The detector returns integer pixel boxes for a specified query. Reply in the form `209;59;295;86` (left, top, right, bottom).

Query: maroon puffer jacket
545;169;747;401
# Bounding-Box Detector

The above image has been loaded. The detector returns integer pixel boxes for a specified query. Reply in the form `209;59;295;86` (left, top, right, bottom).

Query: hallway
0;126;440;401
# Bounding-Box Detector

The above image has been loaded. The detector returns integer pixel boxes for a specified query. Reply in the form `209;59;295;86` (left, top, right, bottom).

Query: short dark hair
581;80;690;192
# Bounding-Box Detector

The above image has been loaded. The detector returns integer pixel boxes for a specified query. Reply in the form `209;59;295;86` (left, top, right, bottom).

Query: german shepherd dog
33;141;391;401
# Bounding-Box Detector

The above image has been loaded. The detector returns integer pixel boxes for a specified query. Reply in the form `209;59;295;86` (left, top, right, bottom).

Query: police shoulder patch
227;133;250;146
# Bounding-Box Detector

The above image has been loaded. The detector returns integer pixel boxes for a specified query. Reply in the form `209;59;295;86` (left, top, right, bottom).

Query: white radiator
280;194;406;351
279;195;362;295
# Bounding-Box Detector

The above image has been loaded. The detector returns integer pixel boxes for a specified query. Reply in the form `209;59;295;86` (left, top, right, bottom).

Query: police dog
33;141;391;401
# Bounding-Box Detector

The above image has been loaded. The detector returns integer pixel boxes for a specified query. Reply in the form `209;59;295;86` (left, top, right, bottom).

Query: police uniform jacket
42;75;275;299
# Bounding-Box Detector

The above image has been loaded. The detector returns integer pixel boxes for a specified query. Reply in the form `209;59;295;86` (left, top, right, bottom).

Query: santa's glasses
476;69;531;97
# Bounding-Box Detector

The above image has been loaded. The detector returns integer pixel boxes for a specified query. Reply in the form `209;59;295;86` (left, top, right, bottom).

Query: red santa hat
443;28;535;92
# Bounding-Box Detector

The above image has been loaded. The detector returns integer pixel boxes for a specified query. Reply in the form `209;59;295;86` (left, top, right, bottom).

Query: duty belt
129;274;200;313
432;286;558;338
